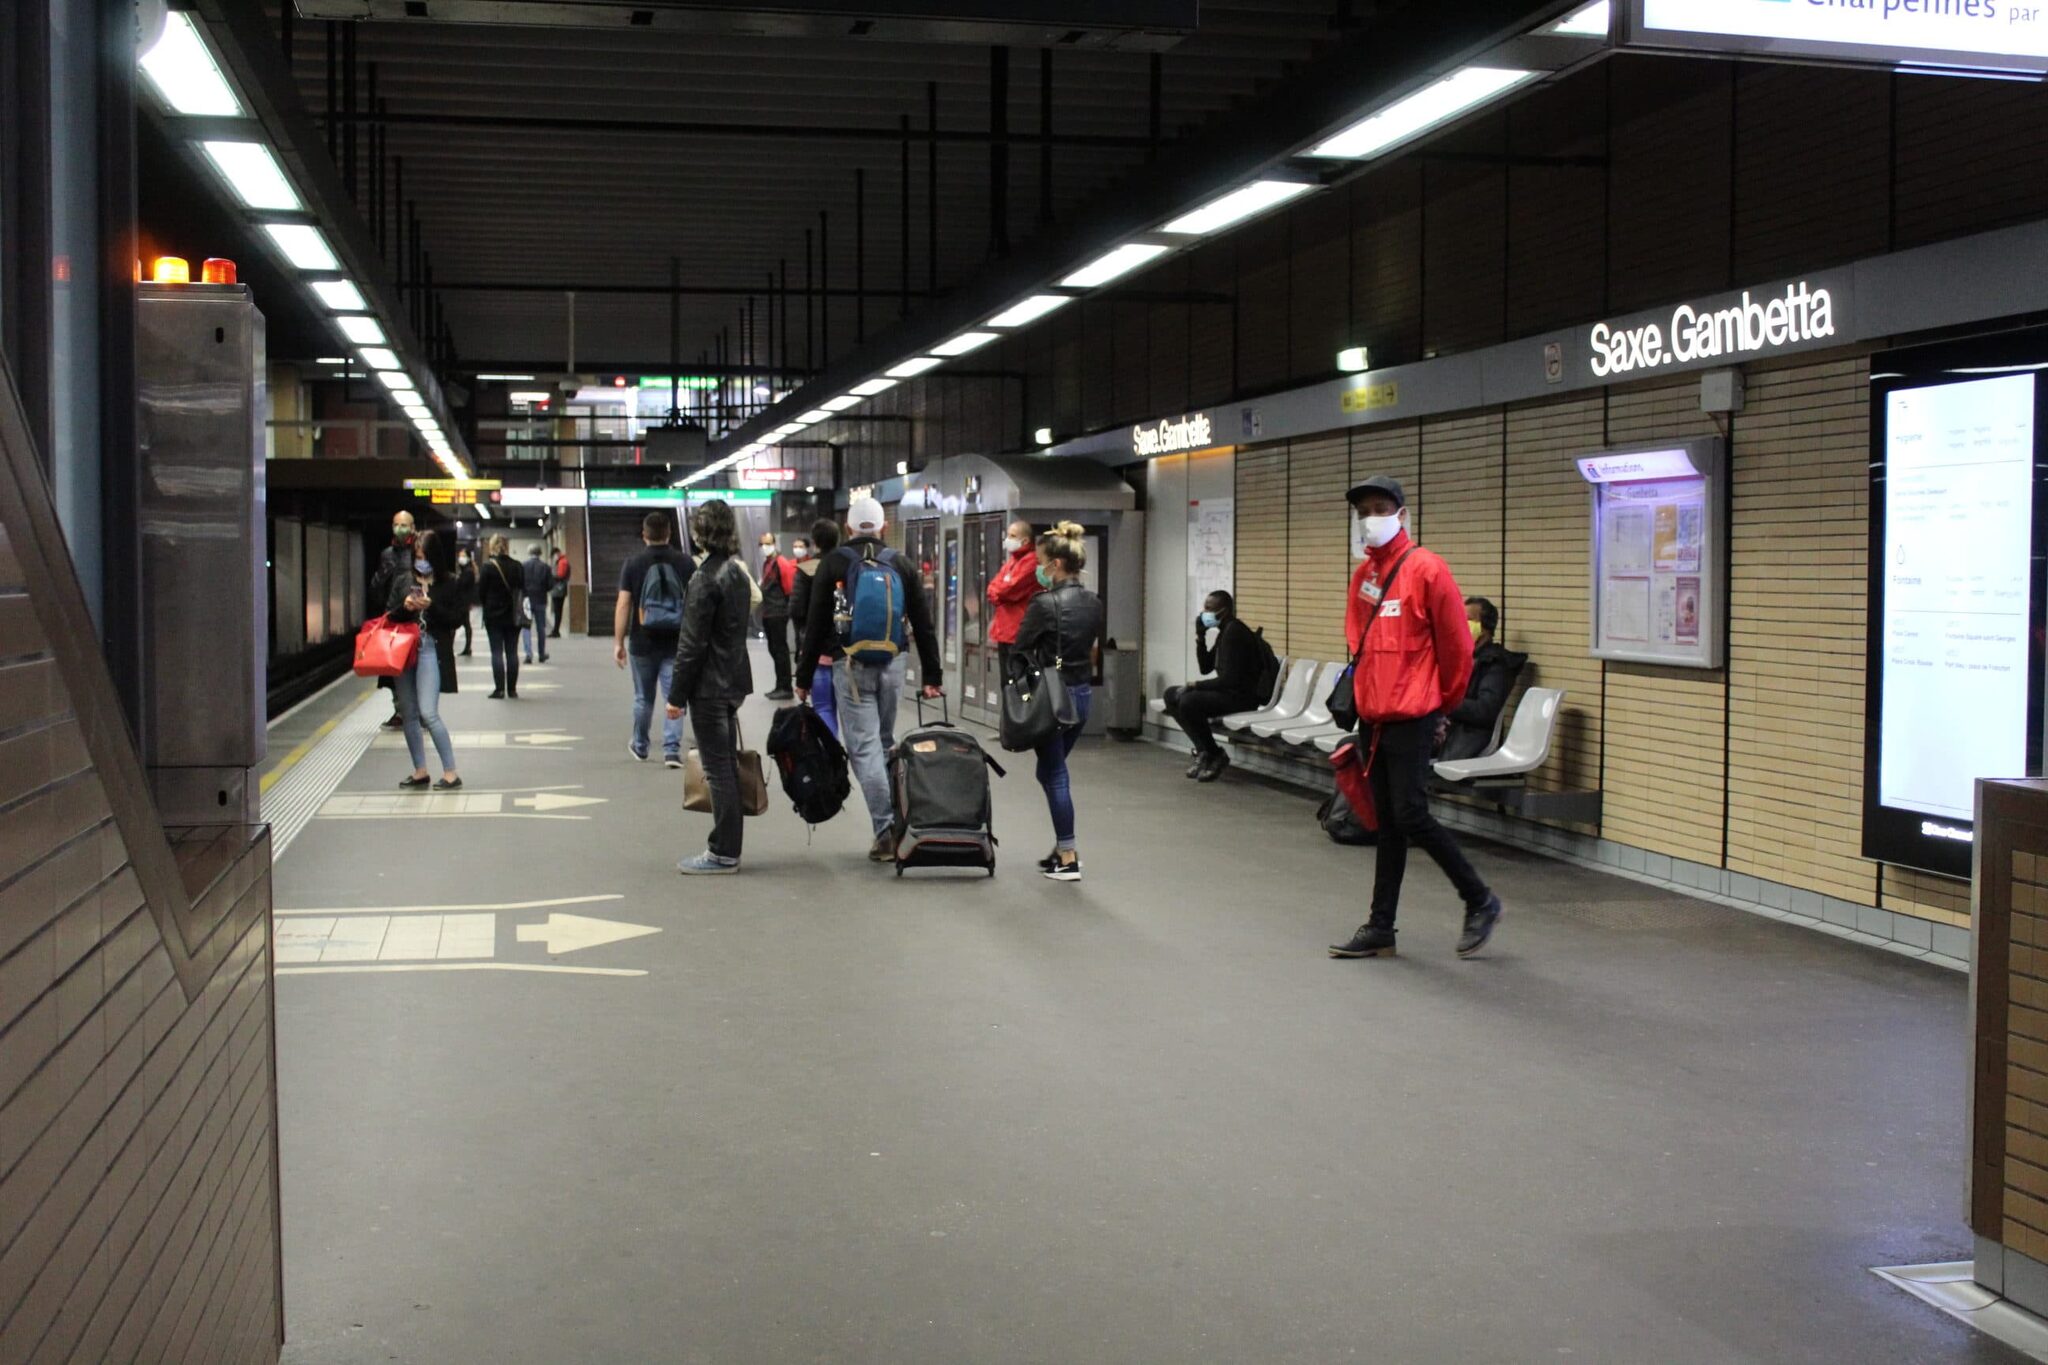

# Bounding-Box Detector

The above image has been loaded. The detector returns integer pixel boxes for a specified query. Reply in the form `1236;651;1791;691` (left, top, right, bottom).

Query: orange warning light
201;258;237;284
151;256;191;285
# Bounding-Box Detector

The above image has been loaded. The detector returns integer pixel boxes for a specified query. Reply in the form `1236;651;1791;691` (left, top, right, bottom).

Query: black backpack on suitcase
766;704;851;825
890;716;1005;876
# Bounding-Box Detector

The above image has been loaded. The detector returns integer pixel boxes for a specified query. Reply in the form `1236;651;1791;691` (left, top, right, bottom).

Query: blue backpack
838;544;908;666
638;559;685;634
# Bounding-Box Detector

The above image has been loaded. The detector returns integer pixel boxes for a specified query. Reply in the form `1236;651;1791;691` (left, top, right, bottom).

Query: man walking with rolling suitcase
795;496;943;862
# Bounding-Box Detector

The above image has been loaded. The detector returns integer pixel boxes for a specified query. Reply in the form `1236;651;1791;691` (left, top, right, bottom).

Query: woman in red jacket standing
1327;475;1503;963
985;518;1042;675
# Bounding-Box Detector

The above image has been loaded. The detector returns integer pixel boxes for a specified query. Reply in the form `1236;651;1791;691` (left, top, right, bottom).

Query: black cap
1346;475;1405;508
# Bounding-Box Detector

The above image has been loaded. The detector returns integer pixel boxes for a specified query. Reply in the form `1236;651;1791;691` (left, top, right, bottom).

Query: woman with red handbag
388;528;465;791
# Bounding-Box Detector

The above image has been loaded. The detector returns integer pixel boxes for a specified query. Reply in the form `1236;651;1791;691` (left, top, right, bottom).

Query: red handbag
1329;733;1380;832
353;614;421;677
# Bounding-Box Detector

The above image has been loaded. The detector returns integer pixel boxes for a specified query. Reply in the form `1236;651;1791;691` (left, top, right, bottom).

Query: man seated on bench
1437;596;1527;762
1163;590;1275;783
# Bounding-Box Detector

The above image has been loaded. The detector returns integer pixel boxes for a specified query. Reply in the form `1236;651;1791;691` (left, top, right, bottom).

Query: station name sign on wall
1587;279;1842;379
1132;412;1215;457
1627;0;2048;74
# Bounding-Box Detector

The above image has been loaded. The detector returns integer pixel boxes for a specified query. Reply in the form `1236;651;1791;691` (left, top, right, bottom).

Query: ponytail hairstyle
1036;520;1087;576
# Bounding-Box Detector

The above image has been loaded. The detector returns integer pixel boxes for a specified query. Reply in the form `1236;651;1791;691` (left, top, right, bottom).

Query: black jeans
762;614;793;691
551;592;567;637
1165;685;1256;757
691;700;745;861
484;620;521;694
1366;715;1490;928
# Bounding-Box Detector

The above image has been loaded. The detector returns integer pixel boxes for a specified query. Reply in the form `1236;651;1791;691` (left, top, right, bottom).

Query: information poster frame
1579;436;1726;670
1863;327;2048;878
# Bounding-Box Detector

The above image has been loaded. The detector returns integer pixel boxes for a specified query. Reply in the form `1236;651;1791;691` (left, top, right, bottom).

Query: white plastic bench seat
1251;661;1344;739
1313;730;1348;755
1150;656;1290;721
1221;657;1318;732
1432;687;1565;784
1282;720;1352;748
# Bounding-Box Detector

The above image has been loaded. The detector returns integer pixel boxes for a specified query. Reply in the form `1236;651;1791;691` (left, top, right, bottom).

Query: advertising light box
1628;0;2048;74
1579;438;1725;669
1866;332;2048;877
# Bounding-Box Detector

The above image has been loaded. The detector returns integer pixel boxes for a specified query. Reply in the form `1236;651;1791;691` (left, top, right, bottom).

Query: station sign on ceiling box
1626;0;2048;74
1573;270;1854;382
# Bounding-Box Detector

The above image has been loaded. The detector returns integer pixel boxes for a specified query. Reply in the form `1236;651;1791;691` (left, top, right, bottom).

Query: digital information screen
1866;337;2048;878
1629;0;2048;74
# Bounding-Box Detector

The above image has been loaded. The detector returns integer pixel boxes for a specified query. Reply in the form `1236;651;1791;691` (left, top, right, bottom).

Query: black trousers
484;620;521;694
762;614;793;691
1165;685;1255;757
691;700;745;860
1366;715;1490;927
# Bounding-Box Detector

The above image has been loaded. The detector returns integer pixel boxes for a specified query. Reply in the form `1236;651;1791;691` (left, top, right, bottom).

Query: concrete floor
271;635;2019;1364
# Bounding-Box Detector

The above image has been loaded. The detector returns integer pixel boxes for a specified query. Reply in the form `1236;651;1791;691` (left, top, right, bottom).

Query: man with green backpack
613;511;697;767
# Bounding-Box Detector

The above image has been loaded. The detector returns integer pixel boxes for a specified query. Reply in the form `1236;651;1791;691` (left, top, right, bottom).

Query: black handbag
1327;548;1417;733
999;593;1079;753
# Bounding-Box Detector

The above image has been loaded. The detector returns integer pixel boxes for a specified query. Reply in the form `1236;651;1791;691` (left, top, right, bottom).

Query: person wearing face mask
1438;597;1525;763
385;528;464;790
1328;475;1504;962
789;520;841;735
369;510;419;729
1162;590;1270;782
758;532;800;701
985;518;1042;676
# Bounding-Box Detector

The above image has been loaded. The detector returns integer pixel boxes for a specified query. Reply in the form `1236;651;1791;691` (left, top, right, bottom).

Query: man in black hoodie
1164;590;1270;783
1437;596;1526;762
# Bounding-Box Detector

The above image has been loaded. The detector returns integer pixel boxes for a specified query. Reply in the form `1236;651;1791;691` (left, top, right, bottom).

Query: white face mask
1361;512;1403;550
792;547;809;560
1002;536;1023;555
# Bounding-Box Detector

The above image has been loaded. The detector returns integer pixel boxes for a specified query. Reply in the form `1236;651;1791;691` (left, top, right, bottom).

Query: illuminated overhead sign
1585;278;1842;379
492;487;588;508
590;489;690;507
1576;448;1704;484
739;467;798;482
1132;411;1216;458
638;376;721;390
1625;0;2048;73
404;478;501;492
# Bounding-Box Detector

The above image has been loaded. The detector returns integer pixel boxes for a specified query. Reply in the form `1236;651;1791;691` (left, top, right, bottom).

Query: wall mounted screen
1866;331;2048;877
1628;0;2048;73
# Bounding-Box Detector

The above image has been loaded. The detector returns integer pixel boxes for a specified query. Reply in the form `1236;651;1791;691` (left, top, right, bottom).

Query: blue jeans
523;597;549;660
811;663;838;737
835;655;905;834
630;648;682;758
1036;682;1091;852
393;635;458;775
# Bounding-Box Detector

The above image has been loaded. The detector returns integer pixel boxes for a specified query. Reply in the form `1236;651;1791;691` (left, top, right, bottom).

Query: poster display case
1578;438;1725;669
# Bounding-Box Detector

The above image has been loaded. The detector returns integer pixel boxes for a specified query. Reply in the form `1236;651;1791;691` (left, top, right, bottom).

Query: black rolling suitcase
890;700;1005;876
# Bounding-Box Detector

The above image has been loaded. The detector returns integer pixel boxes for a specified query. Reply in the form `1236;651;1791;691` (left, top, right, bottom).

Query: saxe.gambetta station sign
1132;411;1215;457
1625;0;2048;74
1582;272;1855;380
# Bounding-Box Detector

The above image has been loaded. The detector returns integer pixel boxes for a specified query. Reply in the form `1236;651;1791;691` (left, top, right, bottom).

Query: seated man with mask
1437;596;1526;762
1162;589;1273;783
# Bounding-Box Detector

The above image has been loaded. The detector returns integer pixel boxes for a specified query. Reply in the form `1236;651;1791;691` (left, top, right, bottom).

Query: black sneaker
487;690;505;700
398;774;431;790
1329;924;1397;958
1044;857;1082;883
1196;750;1231;783
433;777;463;791
1037;848;1060;872
1185;752;1207;779
765;689;795;702
1457;894;1503;958
382;713;406;730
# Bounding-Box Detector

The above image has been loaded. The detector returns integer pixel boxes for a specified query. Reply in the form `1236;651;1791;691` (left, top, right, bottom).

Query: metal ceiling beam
322;108;1161;147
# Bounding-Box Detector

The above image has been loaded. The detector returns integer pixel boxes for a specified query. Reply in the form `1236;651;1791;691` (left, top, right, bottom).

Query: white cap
849;496;886;533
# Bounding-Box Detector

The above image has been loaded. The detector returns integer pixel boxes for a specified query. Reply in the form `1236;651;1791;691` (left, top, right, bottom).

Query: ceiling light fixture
139;12;241;117
261;223;340;271
987;294;1073;327
796;409;832;423
932;331;999;357
1309;67;1539;160
1548;1;1611;37
475;372;537;381
887;356;944;378
359;347;401;370
377;370;418;393
199;142;301;212
822;395;862;412
851;377;899;396
308;279;368;311
1163;179;1316;235
1060;243;1170;289
335;316;386;346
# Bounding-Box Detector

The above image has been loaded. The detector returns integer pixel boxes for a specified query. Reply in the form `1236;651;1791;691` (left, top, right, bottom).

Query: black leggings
1366;715;1490;926
1165;686;1256;757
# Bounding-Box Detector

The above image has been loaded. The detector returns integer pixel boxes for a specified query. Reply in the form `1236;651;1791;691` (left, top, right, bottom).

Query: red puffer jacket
1344;530;1474;724
986;546;1042;646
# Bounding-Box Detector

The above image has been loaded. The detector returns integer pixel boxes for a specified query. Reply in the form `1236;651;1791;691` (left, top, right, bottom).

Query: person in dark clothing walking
476;533;525;698
615;512;697;766
1438;597;1526;763
369;509;418;729
386;527;464;789
668;499;755;874
1163;590;1267;782
521;544;552;663
1012;522;1105;883
789;519;841;735
758;532;798;700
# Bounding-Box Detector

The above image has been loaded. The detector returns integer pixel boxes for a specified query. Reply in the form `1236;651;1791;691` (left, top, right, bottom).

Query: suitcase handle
914;691;952;727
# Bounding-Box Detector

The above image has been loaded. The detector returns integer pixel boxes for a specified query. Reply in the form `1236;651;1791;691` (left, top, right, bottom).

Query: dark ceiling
261;1;1410;375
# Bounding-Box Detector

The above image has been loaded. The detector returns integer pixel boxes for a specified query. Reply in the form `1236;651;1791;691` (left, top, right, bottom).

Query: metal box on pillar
137;280;267;824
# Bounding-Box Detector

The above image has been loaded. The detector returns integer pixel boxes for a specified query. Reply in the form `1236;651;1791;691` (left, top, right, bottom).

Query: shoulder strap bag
999;592;1077;753
492;560;530;629
1326;548;1418;734
683;713;772;817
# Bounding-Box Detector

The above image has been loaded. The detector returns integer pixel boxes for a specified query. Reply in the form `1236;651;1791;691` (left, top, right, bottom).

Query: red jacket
763;553;798;597
986;546;1042;645
1344;530;1474;724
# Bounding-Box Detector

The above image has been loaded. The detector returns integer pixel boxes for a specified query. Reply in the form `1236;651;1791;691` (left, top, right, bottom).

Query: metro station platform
263;639;2012;1365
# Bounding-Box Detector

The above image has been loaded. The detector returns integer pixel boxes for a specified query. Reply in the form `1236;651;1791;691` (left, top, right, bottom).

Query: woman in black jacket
1012;521;1105;884
475;533;525;699
387;527;464;789
1164;589;1266;783
667;498;755;874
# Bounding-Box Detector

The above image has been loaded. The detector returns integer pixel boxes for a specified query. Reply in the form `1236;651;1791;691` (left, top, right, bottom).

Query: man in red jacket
1328;475;1503;961
985;518;1042;675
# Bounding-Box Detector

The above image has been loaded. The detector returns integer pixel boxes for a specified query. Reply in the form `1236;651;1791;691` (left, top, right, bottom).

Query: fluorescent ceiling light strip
1060;243;1169;289
335;316;386;346
508;390;551;403
987;294;1072;328
758;430;787;444
1548;1;1609;36
315;357;350;366
139;12;241;117
887;356;943;378
932;331;998;357
377;370;418;393
262;223;340;271
851;377;898;396
1309;66;1539;160
1163;180;1315;236
475;373;536;381
309;279;368;311
796;409;831;423
822;395;862;412
359;347;400;370
199;142;301;212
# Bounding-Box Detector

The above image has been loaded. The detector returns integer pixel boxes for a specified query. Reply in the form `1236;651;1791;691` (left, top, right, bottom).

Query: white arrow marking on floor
516;913;661;955
318;785;605;820
279;962;645;978
277;893;624;917
513;792;606;811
